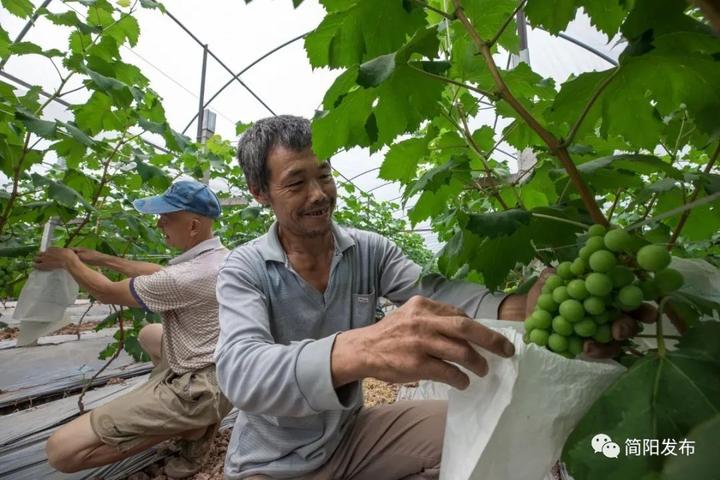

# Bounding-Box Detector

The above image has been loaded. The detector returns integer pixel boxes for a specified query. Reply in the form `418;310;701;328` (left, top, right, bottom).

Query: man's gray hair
236;115;312;194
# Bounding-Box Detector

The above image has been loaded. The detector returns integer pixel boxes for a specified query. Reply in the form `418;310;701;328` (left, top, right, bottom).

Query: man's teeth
306;207;328;216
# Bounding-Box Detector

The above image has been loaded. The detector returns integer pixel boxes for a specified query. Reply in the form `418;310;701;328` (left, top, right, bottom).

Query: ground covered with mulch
0;320;102;340
126;379;401;480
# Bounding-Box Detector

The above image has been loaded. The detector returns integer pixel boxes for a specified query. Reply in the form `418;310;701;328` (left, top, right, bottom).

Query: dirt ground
0;320;102;340
127;378;401;480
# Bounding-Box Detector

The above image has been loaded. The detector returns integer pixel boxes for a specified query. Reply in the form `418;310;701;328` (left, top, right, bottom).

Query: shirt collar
257;221;355;263
169;236;224;265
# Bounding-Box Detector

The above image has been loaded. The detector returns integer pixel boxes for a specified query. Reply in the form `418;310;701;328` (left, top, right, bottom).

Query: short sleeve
130;269;192;313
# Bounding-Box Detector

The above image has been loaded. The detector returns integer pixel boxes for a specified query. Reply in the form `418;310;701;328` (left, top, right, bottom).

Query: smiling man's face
254;145;337;239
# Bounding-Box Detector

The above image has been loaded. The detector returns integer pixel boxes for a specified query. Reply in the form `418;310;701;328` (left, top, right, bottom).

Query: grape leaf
304;0;426;69
663;414;720;480
379;136;430;184
1;0;33;18
563;321;720;480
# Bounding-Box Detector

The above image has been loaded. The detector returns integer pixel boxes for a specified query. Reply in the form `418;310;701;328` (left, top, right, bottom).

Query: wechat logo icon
592;433;620;459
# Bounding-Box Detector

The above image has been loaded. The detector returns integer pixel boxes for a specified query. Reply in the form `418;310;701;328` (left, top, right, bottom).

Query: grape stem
656;296;672;357
531;213;589;229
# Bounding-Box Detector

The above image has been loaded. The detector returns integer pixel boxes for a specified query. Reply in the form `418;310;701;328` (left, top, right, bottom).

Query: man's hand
34;247;79;270
332;296;515;390
527;268;658;359
71;247;108;266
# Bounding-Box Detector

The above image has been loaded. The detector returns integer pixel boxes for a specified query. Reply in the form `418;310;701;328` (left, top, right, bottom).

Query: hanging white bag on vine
13;268;79;346
417;320;625;480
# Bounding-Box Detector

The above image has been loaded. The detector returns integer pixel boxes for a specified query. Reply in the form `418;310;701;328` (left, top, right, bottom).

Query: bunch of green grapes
524;224;683;357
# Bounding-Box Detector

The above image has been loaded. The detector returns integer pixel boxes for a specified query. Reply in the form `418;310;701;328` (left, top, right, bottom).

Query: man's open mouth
304;206;330;217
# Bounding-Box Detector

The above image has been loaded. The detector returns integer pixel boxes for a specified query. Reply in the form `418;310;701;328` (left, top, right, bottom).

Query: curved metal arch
181;32;309;135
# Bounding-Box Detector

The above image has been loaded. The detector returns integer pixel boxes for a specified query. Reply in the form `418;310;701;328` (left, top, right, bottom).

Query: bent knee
138;324;163;351
46;432;81;473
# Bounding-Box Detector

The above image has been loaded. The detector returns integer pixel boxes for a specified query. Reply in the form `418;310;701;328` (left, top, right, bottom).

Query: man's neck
182;234;214;252
277;226;334;259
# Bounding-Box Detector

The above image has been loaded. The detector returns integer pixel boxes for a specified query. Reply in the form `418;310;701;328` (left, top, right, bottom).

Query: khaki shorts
90;358;232;453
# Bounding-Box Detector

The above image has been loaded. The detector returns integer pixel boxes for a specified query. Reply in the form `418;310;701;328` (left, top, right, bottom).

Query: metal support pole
196;44;209;143
512;10;530;67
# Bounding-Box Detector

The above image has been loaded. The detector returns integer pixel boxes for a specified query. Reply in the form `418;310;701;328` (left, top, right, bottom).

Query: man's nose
307;179;328;202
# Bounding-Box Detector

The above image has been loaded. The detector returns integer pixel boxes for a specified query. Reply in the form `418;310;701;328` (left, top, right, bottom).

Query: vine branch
667;141;720;249
561;69;620;148
78;305;125;413
407;62;498;100
412;0;456;20
488;0;527;47
452;0;608;226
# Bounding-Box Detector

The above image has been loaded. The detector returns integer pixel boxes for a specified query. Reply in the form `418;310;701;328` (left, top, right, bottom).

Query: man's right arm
73;248;162;277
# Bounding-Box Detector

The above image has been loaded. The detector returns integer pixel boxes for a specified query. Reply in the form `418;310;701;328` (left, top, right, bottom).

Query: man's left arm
34;247;140;307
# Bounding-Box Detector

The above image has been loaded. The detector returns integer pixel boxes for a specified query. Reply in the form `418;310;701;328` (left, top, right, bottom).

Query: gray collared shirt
215;223;504;478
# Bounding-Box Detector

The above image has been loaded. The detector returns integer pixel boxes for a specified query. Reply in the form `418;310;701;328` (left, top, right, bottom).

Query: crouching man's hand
331;296;515;390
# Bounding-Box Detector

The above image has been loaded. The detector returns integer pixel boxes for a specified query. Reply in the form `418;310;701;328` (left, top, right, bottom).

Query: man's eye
287;181;303;188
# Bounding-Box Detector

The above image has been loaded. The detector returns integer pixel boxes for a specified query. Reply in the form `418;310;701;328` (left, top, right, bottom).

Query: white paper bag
13;269;79;346
436;321;625;480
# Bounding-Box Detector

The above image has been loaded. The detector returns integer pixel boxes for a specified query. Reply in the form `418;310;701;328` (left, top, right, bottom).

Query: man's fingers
433;316;515;358
421;358;471;390
612;315;639;341
422;335;489;378
583;340;622;358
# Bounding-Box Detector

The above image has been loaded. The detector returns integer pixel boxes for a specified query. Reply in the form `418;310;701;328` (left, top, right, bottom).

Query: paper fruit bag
14;269;79;346
439;321;625;480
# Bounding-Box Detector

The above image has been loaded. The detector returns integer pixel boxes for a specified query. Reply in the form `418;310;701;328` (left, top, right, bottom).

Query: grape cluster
524;224;683;357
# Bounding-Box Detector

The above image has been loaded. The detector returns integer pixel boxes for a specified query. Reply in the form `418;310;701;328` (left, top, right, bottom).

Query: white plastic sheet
13;269;79;346
424;320;626;480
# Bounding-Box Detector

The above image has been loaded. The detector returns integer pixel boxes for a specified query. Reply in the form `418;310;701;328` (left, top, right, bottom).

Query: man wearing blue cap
35;180;232;479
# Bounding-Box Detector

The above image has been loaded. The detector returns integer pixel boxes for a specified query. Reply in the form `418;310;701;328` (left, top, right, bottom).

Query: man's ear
250;185;271;206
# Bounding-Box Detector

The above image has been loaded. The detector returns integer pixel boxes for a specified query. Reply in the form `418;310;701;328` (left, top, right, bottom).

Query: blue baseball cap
133;181;221;219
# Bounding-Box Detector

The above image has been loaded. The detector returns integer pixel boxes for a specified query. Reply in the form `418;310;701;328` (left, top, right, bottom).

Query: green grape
593;324;612;343
557;261;574;280
558;351;574;359
593;310;613;325
617;285;644;310
585;272;613;297
588;224;607;237
637;245;671;272
529;329;550;347
570;258;587;276
638;279;661;301
531;309;553;329
585;235;606;255
548;333;569;352
552;315;574;336
583;296;606;315
552;286;570;303
578;246;591;261
567;336;584;356
588;250;617;273
608;265;636;288
604;228;633;252
654;268;684;294
559;299;585;323
524;317;536;332
574;319;598;337
537;293;558;312
544;274;564;292
567;279;589;300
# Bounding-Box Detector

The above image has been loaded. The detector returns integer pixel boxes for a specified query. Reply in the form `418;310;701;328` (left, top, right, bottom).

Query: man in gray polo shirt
215;116;533;480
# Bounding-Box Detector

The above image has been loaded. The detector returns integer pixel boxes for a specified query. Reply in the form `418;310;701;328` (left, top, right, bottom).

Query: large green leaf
662;414;720;480
1;0;33;18
304;0;427;69
379;136;430;184
563;321;720;480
